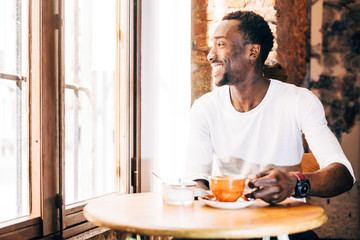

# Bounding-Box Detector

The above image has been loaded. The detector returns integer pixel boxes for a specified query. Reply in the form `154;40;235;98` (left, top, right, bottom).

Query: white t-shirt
186;79;355;181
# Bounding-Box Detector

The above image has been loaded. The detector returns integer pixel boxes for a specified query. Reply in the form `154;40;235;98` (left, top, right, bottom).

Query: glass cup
162;181;196;205
209;175;246;202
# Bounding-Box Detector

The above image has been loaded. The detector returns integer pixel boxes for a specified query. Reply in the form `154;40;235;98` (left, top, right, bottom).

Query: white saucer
194;188;211;198
199;196;255;209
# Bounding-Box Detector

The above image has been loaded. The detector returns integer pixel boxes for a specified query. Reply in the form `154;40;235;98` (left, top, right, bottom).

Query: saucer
198;196;255;209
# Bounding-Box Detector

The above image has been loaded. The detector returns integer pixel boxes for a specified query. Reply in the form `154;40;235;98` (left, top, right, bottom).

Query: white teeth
214;65;222;70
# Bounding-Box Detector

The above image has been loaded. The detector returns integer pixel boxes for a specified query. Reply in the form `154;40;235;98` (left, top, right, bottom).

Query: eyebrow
211;36;226;40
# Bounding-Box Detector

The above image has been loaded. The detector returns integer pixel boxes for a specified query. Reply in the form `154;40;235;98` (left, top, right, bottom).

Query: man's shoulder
270;79;311;98
191;86;227;116
194;86;227;105
270;80;322;113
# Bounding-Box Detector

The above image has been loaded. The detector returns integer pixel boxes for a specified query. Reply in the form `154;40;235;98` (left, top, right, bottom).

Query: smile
212;64;225;76
213;65;223;71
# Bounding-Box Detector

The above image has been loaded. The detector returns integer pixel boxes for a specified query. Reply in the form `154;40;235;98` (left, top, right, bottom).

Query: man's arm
185;99;214;184
247;163;354;204
195;179;210;190
304;162;353;196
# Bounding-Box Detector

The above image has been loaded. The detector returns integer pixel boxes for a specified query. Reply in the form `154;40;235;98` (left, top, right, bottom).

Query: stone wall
309;0;360;140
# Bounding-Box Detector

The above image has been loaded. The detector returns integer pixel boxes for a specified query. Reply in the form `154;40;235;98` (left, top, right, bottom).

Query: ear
247;44;261;63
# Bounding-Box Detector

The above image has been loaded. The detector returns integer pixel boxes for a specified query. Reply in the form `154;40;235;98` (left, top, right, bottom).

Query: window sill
66;227;127;240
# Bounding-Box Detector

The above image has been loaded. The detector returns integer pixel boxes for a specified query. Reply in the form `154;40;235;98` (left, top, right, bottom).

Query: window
0;0;29;223
0;0;139;238
64;0;117;205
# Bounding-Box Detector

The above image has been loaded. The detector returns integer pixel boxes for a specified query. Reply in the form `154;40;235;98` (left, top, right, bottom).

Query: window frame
0;0;141;238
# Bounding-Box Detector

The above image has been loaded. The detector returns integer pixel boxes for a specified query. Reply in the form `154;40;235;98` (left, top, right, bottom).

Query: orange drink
209;176;246;202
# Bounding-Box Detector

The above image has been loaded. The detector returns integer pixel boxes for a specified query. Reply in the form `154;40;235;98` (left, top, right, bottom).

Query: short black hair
222;11;274;65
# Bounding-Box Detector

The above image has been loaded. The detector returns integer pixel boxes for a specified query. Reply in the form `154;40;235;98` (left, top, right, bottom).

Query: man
186;10;355;206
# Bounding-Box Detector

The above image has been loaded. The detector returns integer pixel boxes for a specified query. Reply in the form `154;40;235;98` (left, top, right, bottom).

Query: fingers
249;185;287;204
248;169;278;188
251;175;278;187
255;168;274;178
247;168;275;188
247;169;296;204
251;185;280;198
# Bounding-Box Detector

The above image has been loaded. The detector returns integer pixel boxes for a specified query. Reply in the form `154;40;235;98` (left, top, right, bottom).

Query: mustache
210;59;224;64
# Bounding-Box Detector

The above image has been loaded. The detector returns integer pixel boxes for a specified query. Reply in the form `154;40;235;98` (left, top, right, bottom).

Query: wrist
288;173;298;196
289;171;311;198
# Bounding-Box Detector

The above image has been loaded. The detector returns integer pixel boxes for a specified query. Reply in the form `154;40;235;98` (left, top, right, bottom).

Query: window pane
0;80;29;222
65;0;116;204
0;0;29;223
0;1;28;75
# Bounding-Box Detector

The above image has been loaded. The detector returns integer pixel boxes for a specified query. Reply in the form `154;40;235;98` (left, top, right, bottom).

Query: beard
213;57;243;87
215;71;230;87
215;70;240;87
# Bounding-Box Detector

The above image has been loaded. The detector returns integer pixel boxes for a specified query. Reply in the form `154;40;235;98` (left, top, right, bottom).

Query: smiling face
207;20;250;87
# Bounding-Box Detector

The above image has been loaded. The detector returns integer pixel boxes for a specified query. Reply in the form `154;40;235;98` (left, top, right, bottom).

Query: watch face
296;179;310;198
300;182;310;197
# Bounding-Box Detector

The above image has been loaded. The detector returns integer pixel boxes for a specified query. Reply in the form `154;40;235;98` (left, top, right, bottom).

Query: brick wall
191;0;212;104
276;0;309;86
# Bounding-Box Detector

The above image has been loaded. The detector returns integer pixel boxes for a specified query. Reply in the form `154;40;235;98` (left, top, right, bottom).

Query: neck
229;74;269;112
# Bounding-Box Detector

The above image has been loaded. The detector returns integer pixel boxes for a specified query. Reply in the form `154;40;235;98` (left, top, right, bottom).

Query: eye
217;42;225;47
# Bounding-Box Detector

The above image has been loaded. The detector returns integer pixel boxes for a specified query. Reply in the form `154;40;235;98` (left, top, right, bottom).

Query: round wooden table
83;192;327;239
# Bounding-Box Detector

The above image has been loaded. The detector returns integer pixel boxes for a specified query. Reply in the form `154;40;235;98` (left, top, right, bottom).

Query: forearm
247;163;354;204
305;163;354;197
195;179;210;190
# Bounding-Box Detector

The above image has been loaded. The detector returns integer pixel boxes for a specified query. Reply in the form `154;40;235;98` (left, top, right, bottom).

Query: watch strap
289;171;307;180
289;171;310;198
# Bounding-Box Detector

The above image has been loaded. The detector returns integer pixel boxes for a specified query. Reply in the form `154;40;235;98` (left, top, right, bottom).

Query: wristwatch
289;171;311;198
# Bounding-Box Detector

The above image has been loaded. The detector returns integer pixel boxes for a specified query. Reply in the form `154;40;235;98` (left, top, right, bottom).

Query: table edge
83;194;328;239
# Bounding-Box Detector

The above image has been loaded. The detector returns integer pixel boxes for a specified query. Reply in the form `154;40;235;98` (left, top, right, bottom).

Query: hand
246;168;298;204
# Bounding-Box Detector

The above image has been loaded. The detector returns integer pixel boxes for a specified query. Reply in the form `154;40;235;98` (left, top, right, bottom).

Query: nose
207;46;217;62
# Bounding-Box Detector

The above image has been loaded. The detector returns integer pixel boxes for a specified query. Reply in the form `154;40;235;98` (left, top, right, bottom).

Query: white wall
141;0;191;192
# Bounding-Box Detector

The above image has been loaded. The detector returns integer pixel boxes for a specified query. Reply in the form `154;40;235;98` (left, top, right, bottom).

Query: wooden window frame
61;0;141;238
0;0;141;238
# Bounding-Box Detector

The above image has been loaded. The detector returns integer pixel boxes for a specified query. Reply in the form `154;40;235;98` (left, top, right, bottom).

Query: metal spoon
152;172;164;183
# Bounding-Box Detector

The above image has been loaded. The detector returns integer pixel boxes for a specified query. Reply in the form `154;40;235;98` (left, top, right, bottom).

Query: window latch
55;194;63;209
55;14;62;30
131;157;138;193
